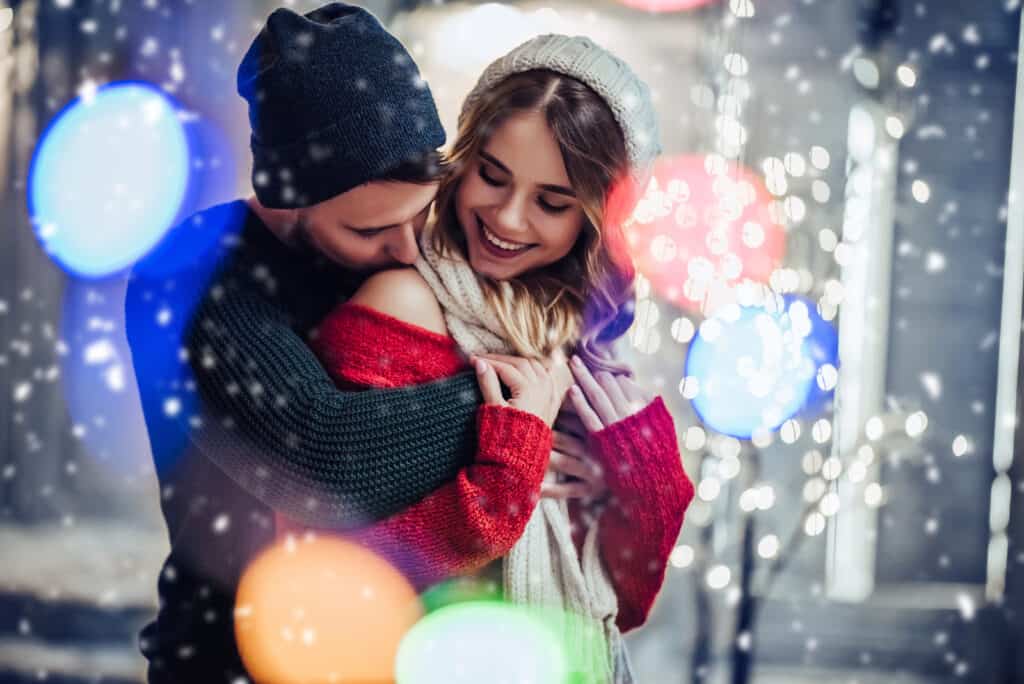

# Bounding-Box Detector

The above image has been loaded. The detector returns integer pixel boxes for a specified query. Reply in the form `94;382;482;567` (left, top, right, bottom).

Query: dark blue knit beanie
237;3;446;209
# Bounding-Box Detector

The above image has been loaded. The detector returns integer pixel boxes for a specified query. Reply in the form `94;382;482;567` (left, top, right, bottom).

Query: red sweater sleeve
280;302;553;589
573;397;695;632
311;302;468;388
348;405;551;589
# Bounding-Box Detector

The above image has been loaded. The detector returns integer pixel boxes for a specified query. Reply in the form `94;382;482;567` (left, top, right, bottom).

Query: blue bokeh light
683;294;839;439
29;81;191;278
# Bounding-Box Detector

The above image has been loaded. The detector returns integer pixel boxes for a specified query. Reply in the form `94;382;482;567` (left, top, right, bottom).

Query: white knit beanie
460;34;662;189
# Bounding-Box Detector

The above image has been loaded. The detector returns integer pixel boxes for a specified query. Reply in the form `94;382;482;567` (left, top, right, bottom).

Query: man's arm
126;236;482;533
182;279;483;529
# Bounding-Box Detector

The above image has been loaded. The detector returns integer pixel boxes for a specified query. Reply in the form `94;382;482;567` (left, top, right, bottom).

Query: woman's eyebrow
480;150;511;174
480;150;576;198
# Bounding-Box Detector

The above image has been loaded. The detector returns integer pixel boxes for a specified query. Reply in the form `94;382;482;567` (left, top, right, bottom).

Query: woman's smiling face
455;110;586;281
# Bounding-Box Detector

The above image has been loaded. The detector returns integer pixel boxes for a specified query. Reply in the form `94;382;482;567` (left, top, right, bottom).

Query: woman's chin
470;259;504;281
466;248;501;280
466;241;533;281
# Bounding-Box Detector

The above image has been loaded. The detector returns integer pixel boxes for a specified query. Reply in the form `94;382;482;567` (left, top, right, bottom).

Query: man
126;4;488;681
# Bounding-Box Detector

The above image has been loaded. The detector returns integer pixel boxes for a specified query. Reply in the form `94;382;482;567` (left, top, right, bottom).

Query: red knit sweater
284;302;694;632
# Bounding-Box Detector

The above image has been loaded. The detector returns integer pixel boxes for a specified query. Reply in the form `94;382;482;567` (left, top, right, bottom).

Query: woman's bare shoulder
348;267;447;336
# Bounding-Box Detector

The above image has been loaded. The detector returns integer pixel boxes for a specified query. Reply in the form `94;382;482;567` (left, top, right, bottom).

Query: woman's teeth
480;219;532;252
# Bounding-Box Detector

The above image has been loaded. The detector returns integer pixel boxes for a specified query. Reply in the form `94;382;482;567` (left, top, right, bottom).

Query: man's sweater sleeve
180;279;482;531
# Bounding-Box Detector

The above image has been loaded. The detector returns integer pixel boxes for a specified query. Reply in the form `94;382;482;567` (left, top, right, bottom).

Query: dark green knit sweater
183;206;483;527
126;201;480;681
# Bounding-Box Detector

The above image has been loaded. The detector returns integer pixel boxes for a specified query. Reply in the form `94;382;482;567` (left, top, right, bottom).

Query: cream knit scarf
415;230;633;683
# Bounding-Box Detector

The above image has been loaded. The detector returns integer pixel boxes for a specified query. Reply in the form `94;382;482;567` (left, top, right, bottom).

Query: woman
288;35;694;681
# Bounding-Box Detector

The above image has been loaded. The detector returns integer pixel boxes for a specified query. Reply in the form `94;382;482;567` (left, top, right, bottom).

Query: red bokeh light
617;0;720;12
624;154;786;313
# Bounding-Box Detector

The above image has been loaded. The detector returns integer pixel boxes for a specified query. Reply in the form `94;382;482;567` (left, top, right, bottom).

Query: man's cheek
334;238;367;268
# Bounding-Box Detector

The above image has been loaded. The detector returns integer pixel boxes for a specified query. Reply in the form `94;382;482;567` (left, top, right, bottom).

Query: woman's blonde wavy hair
431;70;640;372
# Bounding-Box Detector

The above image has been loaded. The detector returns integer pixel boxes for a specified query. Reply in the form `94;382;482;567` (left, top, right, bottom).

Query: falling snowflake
920;372;943;400
13;382;31;403
104;365;126;392
212;514;230;534
163;397;182;417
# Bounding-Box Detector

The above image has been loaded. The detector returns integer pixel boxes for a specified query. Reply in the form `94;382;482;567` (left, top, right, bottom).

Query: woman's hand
472;353;573;426
542;428;608;501
542;356;654;502
567;355;653;432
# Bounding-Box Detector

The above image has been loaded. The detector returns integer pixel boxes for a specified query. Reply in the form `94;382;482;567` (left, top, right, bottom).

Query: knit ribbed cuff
476;404;552;474
589;397;689;502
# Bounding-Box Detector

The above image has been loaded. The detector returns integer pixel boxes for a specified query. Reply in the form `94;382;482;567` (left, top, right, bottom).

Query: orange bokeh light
235;534;421;684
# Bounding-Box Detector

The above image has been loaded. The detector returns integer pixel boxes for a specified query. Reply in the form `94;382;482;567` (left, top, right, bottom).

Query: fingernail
572;355;583;367
475;359;487;374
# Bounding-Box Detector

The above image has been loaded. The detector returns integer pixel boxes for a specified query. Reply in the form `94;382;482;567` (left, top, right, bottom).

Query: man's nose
388;223;419;265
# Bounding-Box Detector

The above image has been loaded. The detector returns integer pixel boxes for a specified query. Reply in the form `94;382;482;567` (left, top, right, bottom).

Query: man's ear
283;208;306;242
249;196;304;244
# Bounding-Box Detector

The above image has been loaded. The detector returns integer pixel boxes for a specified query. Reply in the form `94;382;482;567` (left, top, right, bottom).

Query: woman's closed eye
537;195;572;214
479;163;505;187
480;164;572;214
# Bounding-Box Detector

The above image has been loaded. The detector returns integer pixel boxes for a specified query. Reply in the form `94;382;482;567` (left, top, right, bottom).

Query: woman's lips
476;215;535;259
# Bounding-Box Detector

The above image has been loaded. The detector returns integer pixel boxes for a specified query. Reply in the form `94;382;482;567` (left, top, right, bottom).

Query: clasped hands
471;352;653;503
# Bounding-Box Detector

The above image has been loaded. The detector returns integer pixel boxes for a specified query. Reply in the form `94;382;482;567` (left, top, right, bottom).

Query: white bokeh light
670;545;695;569
804;512;827;536
758;534;780;559
707;564;732;590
